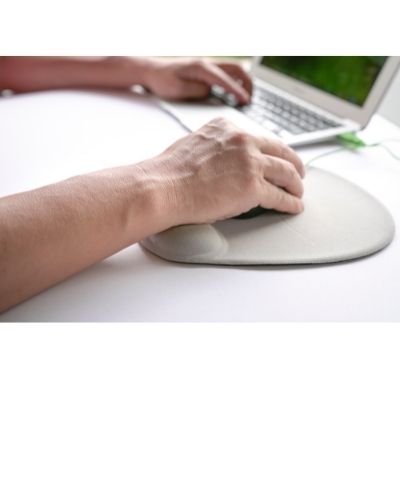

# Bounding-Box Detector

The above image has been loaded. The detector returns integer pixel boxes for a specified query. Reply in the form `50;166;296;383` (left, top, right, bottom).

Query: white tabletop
1;89;400;321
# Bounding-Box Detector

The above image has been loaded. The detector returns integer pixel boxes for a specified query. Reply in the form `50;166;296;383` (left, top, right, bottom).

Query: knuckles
230;130;249;147
208;116;232;128
207;119;253;148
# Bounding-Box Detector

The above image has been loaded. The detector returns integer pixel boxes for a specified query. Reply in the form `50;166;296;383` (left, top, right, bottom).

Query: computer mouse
233;206;271;219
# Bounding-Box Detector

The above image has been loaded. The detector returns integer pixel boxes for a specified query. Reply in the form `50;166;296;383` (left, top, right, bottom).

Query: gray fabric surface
141;167;395;265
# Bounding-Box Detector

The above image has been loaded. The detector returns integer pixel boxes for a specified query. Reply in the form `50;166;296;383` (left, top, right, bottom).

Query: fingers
260;182;304;214
210;118;304;178
254;135;306;179
215;62;253;96
178;60;250;105
198;118;305;215
262;157;304;198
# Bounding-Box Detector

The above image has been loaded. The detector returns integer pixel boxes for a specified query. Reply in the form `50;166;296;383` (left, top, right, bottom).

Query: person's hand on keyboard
148;117;305;226
0;56;251;104
142;57;252;105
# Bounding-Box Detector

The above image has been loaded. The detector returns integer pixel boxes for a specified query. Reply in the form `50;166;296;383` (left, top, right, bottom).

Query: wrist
88;157;182;242
137;155;182;229
103;56;162;90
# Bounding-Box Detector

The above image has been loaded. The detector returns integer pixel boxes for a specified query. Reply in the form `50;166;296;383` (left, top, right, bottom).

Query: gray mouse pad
141;167;395;265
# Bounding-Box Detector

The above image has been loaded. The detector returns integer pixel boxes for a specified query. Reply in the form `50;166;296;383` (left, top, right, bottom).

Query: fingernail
241;90;250;104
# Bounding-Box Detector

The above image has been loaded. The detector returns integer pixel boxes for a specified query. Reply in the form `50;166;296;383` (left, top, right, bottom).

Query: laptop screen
260;56;388;107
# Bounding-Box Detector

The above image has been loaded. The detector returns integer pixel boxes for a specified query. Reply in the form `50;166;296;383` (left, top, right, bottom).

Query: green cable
366;141;400;161
305;146;347;167
306;133;400;167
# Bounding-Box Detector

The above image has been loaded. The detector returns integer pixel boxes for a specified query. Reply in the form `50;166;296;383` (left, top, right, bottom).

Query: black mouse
233;206;271;220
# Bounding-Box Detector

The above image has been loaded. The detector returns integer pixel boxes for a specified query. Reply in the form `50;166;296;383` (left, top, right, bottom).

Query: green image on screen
260;56;388;106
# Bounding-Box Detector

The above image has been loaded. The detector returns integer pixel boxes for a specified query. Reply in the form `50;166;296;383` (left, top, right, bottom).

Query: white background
2;2;400;499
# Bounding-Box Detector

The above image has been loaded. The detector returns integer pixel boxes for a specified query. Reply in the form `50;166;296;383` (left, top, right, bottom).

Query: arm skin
0;117;305;313
0;160;174;312
0;56;252;103
0;58;304;312
0;57;156;94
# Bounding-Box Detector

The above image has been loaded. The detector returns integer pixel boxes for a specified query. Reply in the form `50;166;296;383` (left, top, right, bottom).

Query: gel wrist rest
140;167;395;265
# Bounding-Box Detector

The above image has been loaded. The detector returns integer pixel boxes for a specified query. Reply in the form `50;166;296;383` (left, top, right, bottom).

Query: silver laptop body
158;56;400;147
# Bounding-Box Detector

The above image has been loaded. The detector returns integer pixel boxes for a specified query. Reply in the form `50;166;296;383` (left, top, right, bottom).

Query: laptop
157;56;400;147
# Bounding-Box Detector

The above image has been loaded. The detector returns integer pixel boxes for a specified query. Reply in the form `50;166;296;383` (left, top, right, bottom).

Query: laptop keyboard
239;85;341;136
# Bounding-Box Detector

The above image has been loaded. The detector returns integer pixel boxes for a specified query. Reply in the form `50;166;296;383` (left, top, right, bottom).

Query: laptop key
262;119;281;133
286;125;304;135
240;85;342;135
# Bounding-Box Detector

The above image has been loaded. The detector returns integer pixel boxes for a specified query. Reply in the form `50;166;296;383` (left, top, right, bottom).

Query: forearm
0;159;173;312
0;57;155;94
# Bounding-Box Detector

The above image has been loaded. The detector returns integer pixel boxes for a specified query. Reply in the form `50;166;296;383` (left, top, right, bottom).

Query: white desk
1;90;400;321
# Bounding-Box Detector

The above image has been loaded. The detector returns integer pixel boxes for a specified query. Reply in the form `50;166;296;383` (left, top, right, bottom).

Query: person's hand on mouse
140;57;252;105
140;117;305;227
0;116;303;312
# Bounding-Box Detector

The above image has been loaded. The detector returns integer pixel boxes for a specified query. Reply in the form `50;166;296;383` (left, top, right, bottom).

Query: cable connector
337;132;367;150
